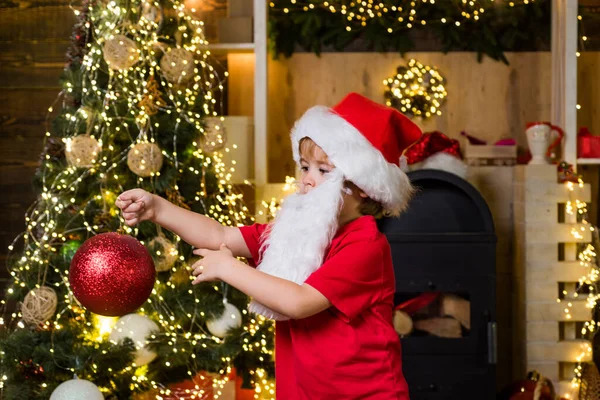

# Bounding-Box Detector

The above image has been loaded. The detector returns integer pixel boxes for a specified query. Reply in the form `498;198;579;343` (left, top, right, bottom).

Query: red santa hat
290;92;423;216
403;131;468;179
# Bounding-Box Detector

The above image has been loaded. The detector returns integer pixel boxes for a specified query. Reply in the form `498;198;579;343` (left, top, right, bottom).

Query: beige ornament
148;235;179;272
22;286;58;326
65;134;101;168
201;117;227;153
127;142;163;177
160;48;195;84
140;2;162;24
103;35;140;71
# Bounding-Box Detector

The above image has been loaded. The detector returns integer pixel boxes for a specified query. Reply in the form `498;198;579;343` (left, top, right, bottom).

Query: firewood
393;310;413;336
414;317;462;338
440;293;470;330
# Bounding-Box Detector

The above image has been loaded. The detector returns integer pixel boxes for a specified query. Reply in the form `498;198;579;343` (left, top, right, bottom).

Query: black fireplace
378;169;497;400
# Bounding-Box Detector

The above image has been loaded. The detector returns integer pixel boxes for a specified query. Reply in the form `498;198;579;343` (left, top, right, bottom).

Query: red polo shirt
239;215;409;399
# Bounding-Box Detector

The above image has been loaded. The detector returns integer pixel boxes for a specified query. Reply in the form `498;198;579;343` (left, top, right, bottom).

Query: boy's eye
319;168;330;174
300;166;308;172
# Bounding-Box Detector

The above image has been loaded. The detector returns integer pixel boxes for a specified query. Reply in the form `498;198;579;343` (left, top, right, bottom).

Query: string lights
1;0;275;398
556;179;598;397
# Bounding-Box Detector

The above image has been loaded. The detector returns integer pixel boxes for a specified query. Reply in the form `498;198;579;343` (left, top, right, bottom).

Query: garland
268;0;551;64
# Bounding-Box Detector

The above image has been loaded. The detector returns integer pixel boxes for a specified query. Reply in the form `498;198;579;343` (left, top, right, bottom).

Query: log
440;293;471;330
414;317;462;338
393;310;413;336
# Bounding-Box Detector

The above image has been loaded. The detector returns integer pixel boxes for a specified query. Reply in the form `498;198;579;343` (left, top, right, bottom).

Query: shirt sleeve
238;223;268;266
304;239;384;322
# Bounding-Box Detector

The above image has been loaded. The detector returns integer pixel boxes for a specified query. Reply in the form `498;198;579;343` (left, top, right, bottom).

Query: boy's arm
220;260;331;320
152;195;252;259
192;245;331;319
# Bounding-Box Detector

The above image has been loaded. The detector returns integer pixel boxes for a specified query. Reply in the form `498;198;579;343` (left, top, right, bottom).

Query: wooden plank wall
267;52;600;182
0;1;76;286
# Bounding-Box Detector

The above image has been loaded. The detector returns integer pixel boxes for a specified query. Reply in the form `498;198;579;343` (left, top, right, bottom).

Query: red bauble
69;232;156;316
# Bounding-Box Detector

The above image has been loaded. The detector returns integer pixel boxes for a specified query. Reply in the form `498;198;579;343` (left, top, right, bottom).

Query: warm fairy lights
270;0;535;31
2;0;274;398
384;59;447;120
557;179;599;396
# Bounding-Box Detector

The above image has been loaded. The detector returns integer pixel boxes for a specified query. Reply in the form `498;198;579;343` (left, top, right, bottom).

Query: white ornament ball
160;48;195;84
50;379;103;400
206;302;242;338
127;142;163;177
109;313;159;366
103;35;140;71
65;135;101;168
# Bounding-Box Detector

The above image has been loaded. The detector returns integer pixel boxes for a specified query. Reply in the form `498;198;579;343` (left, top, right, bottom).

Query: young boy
116;92;422;399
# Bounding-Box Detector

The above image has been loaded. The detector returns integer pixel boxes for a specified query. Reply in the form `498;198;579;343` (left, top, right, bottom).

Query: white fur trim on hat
409;152;468;179
291;106;414;216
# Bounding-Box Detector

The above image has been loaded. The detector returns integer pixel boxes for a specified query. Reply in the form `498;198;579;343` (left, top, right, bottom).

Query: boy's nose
301;174;315;191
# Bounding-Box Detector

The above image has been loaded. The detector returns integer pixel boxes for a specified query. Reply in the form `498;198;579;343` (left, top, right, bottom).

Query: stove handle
487;321;497;365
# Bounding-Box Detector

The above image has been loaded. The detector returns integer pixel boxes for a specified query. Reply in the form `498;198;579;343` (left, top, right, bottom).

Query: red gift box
578;127;600;158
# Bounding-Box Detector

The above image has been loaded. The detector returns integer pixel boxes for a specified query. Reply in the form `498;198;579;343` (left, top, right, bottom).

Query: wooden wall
0;2;76;286
267;52;600;182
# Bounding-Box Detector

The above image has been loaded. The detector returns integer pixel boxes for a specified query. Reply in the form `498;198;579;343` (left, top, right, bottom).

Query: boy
116;92;422;399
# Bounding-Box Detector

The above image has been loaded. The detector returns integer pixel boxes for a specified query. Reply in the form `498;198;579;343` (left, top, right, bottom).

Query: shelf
206;43;255;53
577;158;600;165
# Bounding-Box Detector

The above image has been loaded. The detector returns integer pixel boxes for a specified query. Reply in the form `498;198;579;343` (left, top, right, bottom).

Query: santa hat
403;131;468;179
291;93;423;216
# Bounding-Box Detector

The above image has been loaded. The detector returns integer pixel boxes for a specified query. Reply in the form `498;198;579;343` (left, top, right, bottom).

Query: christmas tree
0;1;274;398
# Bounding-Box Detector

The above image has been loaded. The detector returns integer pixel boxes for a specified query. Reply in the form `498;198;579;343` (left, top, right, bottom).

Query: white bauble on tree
206;302;242;338
50;378;103;400
109;313;159;366
127;142;163;177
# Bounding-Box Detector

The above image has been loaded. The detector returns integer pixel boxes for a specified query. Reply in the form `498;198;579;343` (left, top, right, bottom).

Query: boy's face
299;142;335;195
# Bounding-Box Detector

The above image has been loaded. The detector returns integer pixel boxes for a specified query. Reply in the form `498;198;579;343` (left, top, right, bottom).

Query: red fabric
394;292;440;315
404;131;462;165
332;93;422;166
239;217;409;400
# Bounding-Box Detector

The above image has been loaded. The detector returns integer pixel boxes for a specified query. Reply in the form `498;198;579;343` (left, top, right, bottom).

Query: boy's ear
358;190;369;199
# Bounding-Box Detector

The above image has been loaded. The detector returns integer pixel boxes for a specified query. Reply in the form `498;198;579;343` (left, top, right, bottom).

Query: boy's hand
115;189;156;226
191;244;235;284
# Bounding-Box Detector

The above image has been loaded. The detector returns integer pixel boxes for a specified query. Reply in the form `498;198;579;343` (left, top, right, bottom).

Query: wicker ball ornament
140;2;162;25
103;35;140;71
127;142;163;177
148;235;179;272
65;135;101;168
201;117;227;153
160;48;195;84
21;286;58;326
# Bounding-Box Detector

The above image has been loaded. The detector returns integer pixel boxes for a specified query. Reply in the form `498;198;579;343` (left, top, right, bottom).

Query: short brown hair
346;182;385;219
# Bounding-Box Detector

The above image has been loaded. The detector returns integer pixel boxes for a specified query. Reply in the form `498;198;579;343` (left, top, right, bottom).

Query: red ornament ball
69;232;156;316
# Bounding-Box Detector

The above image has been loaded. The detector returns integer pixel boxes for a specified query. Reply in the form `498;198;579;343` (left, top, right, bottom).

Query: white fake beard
248;170;346;320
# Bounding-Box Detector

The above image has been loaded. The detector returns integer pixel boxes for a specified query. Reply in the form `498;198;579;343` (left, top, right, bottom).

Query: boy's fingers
192;276;204;285
123;202;143;212
124;217;138;226
193;248;208;256
192;265;203;276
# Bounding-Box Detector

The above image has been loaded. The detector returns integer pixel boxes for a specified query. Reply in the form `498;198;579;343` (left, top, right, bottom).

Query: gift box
578;127;600;158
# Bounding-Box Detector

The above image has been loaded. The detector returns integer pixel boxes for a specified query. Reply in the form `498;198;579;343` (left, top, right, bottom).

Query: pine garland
268;0;551;64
